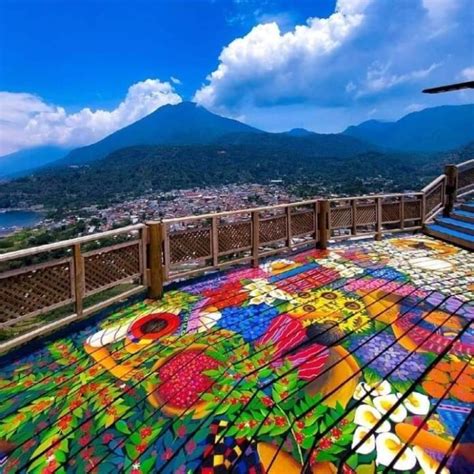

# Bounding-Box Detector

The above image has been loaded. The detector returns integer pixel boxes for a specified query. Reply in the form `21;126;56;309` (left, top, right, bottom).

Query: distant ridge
57;102;261;166
0;146;70;178
344;104;474;152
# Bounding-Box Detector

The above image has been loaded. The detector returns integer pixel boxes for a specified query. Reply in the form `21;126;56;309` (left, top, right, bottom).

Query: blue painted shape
427;224;474;243
437;217;474;232
453;209;474;219
269;262;319;282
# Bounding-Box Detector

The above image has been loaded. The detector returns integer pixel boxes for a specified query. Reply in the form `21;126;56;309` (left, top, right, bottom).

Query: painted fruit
149;345;221;418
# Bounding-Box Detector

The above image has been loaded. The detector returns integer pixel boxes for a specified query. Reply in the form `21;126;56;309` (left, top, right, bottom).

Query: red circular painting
129;312;180;341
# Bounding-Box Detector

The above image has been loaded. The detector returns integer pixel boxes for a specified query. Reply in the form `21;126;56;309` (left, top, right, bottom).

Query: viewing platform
0;160;473;473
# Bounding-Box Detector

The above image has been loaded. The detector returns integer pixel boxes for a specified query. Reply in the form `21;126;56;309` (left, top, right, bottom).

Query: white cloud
0;79;182;156
195;0;370;110
170;76;182;85
460;66;474;81
195;0;473;130
355;62;441;97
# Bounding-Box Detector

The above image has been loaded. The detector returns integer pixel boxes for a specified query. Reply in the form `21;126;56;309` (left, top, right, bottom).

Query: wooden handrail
0;223;145;262
456;159;474;171
421;174;446;193
162;199;319;224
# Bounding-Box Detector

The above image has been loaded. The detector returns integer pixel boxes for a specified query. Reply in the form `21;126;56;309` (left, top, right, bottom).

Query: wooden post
400;195;405;230
444;164;458;217
211;216;219;267
313;201;319;246
147;221;164;299
375;198;382;241
317;200;329;249
286;206;292;249
72;243;84;316
351;199;357;236
252;211;260;268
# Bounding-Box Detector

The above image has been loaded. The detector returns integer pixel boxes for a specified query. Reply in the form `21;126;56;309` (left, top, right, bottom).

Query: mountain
57;102;261;166
216;130;372;158
285;128;315;137
0;146;70;178
344;104;474;152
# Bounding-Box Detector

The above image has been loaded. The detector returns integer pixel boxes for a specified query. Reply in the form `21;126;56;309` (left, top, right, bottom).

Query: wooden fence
0;159;472;350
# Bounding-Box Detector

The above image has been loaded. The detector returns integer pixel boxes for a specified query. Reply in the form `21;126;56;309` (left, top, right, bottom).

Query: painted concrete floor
0;235;473;473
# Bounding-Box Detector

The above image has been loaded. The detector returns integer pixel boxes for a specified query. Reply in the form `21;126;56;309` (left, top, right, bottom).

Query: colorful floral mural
0;235;473;473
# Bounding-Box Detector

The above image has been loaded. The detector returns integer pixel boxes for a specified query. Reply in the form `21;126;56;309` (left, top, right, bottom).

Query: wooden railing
0;224;147;351
0;158;472;351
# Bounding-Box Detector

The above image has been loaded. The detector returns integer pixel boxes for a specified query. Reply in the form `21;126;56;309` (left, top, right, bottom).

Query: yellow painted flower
260;259;299;275
401;392;430;415
244;279;291;305
413;446;450;474
373;394;407;423
353;380;392;400
354;404;390;433
351;426;375;454
376;433;416;471
426;418;445;436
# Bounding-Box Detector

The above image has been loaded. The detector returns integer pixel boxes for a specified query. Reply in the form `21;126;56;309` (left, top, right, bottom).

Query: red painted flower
140;427;152;438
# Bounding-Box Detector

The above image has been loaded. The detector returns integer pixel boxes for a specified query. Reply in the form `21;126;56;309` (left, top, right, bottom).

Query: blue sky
0;0;473;155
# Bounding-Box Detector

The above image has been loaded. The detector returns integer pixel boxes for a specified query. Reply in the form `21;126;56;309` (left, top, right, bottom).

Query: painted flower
216;304;278;341
350;332;427;381
260;259;299;275
401;392;430;415
422;359;474;403
373;394;407;423
413;446;449;474
375;432;416;471
244;279;291;305
351;426;375;455
353;380;391;400
354;404;390;433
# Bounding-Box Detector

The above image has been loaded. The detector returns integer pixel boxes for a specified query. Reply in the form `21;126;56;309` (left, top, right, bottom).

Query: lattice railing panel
382;202;401;223
355;204;376;225
0;260;73;323
404;200;422;220
458;166;474;192
218;221;252;253
425;184;444;217
84;242;141;294
330;207;352;229
259;215;287;244
169;227;212;264
291;210;315;236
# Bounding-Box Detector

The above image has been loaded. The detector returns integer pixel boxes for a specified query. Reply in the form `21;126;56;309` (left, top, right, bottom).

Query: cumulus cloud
460;67;474;81
195;0;474;129
0;79;182;156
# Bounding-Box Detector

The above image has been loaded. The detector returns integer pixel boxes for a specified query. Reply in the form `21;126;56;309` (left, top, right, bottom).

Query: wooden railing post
286;206;292;249
375;197;382;241
72;243;84;316
147;221;164;299
313;201;319;246
400;195;405;230
351;199;357;236
317;200;329;249
252;211;260;268
444;164;458;217
211;216;219;267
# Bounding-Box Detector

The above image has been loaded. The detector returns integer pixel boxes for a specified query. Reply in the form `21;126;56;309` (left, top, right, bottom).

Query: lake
0;210;43;235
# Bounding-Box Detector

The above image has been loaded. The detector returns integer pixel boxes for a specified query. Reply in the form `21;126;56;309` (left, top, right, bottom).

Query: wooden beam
444;164;458;217
211;216;219;267
72;243;84;316
252;211;260;268
147;221;164;299
375;198;382;241
317;200;329;249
